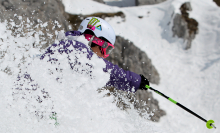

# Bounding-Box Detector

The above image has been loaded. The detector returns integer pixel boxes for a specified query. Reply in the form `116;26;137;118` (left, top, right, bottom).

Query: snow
0;18;156;132
62;0;121;15
62;0;220;132
0;0;220;132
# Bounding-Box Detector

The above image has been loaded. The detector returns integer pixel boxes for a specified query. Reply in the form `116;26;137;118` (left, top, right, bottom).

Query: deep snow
62;0;220;132
0;15;157;132
0;0;219;132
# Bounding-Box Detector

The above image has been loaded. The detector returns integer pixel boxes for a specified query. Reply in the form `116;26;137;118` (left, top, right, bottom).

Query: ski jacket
41;31;141;92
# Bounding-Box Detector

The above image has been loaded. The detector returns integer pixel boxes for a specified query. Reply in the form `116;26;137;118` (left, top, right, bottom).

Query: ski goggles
84;34;114;58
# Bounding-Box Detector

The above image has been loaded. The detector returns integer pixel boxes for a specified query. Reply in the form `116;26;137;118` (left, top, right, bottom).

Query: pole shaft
148;86;208;123
176;103;207;122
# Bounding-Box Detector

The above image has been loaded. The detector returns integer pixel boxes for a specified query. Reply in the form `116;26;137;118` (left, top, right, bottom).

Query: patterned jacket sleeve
103;59;141;92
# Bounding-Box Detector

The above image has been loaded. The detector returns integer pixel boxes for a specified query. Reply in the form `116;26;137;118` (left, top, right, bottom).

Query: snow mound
0;18;161;132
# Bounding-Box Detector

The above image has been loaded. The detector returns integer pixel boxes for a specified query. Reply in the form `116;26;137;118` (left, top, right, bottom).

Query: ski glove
139;75;150;90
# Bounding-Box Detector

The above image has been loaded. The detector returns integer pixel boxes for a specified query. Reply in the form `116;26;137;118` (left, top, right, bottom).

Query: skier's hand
139;75;150;90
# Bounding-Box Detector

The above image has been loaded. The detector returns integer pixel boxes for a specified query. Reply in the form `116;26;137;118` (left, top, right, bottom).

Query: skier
41;17;149;92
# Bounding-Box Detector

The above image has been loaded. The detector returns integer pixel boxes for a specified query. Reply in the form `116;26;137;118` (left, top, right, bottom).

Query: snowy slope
0;0;219;132
62;0;220;132
0;13;160;132
62;0;121;14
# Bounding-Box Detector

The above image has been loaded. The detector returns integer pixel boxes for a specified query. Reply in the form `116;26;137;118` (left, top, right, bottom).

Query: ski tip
206;120;216;129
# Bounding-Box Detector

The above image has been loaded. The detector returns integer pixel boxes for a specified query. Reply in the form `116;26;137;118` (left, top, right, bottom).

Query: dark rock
172;2;198;50
137;0;167;5
93;0;105;4
172;14;188;39
67;12;125;30
0;0;70;49
103;0;137;7
106;36;160;85
213;0;220;7
138;16;143;19
93;0;167;6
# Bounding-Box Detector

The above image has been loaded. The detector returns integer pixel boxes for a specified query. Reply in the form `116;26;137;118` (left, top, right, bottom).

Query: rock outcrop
67;12;125;31
137;0;166;5
172;2;198;50
213;0;220;7
107;36;160;85
93;0;167;6
0;0;70;49
93;0;105;4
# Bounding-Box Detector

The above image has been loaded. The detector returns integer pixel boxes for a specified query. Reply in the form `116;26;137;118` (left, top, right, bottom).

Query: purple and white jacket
41;31;141;92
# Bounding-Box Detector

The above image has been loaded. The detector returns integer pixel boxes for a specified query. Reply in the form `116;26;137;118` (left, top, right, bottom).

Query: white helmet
78;17;116;45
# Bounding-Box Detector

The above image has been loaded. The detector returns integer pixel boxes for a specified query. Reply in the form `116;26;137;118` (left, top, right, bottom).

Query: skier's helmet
78;17;116;45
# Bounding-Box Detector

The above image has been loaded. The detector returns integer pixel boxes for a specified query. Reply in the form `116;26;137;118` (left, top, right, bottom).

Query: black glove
139;75;150;90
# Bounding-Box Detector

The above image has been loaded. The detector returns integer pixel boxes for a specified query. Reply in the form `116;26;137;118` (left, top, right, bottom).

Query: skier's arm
103;59;143;92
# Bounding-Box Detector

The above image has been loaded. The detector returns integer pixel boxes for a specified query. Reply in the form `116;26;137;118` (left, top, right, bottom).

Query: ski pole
145;85;216;129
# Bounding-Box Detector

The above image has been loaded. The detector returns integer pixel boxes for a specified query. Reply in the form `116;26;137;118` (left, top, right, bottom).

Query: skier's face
84;33;114;58
91;45;104;58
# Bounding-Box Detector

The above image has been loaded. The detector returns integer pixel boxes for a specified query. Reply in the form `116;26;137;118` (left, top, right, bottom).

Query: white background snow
0;0;219;132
